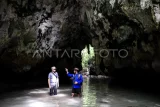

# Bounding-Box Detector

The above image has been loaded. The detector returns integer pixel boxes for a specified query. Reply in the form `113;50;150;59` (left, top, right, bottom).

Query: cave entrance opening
81;44;95;74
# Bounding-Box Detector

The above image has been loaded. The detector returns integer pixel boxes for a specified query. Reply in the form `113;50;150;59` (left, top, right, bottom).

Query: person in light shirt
48;66;59;96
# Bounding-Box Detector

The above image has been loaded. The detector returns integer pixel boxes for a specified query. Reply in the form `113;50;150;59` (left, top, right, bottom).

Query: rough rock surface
0;0;160;81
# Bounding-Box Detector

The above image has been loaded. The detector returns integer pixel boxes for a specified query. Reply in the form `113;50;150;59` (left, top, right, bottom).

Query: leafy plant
81;44;95;68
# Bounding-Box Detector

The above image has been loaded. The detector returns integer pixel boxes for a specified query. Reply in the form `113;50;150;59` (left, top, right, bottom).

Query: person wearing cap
65;67;83;97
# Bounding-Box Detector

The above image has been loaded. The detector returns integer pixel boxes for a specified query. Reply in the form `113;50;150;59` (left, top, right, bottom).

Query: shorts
72;88;81;94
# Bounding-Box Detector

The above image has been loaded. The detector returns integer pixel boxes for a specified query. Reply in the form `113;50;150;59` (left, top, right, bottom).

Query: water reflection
0;77;160;107
82;77;110;107
81;77;160;107
82;77;97;106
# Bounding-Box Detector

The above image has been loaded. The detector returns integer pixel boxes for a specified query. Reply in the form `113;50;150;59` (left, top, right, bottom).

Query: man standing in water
65;68;83;97
48;66;59;96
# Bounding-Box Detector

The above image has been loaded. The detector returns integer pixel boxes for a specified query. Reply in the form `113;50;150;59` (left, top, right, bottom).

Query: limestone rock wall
0;0;160;79
0;0;89;74
85;0;160;74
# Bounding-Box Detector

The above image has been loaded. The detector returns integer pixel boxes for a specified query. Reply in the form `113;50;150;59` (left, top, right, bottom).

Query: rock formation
0;0;160;83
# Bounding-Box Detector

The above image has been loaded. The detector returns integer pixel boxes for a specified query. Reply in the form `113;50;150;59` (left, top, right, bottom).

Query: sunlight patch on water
67;98;80;106
29;90;48;94
57;88;71;92
28;102;45;107
56;93;68;97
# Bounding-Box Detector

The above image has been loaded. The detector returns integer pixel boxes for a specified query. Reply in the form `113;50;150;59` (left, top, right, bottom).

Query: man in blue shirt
48;66;59;96
65;68;83;97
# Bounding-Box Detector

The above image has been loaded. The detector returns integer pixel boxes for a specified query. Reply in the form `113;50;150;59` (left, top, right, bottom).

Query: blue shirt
67;72;83;88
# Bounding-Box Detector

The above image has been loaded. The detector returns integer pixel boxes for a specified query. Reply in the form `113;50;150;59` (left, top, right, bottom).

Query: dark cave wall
1;0;160;87
87;0;160;76
0;0;89;84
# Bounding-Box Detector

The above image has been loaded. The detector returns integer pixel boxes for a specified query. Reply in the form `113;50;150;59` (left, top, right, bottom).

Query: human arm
56;72;59;88
65;68;74;77
48;79;51;88
75;75;83;85
48;73;51;88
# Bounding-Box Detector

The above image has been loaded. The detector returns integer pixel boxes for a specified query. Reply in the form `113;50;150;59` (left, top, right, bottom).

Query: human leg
50;87;54;95
75;88;81;97
53;85;57;95
81;85;83;92
72;88;75;97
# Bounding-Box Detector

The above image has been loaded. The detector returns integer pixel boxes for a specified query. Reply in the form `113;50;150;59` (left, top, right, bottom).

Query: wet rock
0;0;160;81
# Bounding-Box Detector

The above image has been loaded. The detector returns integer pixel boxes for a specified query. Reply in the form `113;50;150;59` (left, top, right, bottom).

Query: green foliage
81;45;95;68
